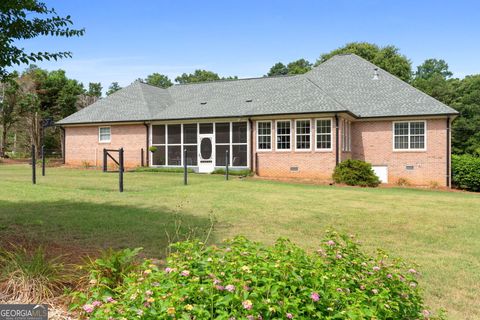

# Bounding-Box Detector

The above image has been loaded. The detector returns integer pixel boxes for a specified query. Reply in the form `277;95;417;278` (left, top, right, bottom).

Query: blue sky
14;0;480;92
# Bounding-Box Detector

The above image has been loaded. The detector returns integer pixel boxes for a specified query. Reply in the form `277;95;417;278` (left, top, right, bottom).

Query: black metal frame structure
102;148;124;192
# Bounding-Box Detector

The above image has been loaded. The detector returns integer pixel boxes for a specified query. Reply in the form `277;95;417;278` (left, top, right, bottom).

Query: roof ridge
169;73;301;88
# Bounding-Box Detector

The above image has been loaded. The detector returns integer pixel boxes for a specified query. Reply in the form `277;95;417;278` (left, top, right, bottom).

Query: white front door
198;134;215;173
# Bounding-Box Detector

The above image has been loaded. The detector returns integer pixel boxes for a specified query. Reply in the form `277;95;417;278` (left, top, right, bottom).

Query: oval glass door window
200;138;212;160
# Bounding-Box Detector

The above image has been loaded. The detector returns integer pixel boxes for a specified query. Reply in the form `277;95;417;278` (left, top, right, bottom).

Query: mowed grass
0;165;479;319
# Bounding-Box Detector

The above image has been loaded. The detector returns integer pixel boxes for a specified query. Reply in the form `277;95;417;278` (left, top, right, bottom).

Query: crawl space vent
290;166;299;172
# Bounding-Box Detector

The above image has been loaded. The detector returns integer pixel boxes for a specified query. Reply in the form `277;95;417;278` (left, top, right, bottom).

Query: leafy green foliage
267;59;312;76
145;73;173;88
0;0;84;80
75;232;442;319
106;82;122;96
134;167;194;173
175;70;237;84
451;154;480;191
87;82;102;98
211;168;252;176
415;59;453;80
0;245;68;302
333;159;380;187
317;42;412;82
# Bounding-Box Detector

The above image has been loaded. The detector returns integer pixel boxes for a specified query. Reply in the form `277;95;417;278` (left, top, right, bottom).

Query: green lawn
0;164;479;319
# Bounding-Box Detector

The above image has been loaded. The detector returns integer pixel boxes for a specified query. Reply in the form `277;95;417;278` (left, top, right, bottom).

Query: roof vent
373;68;379;80
245;99;253;103
200;102;207;105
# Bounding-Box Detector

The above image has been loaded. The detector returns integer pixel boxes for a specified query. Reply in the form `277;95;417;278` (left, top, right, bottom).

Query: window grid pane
296;120;311;149
316;119;331;149
276;121;291;150
257;122;271;150
394;122;425;150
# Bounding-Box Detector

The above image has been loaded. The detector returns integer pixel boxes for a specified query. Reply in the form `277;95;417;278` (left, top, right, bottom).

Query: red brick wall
252;117;339;180
65;124;147;168
351;119;448;186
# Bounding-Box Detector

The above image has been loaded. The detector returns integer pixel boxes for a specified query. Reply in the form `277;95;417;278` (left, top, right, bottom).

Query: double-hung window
257;121;272;151
295;119;311;150
316;119;332;150
393;121;426;150
99;127;111;143
276;120;291;150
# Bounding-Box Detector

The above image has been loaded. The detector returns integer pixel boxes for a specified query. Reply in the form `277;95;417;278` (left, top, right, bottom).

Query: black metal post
119;148;124;192
31;145;36;184
141;148;144;167
103;148;107;172
41;145;46;176
225;149;229;180
183;148;188;185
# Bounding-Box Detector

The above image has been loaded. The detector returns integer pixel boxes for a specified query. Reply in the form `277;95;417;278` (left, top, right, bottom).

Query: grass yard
0;164;479;319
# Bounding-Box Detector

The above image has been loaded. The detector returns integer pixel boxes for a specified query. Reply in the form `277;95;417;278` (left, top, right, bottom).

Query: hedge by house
452;154;480;191
333;159;380;187
75;232;442;319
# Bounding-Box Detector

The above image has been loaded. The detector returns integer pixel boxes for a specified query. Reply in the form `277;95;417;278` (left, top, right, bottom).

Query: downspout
248;118;254;173
143;122;149;166
446;117;451;187
60;126;66;164
335;114;339;165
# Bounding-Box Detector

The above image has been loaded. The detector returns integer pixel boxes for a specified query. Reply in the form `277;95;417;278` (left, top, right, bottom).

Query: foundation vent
290;166;299;172
405;165;414;170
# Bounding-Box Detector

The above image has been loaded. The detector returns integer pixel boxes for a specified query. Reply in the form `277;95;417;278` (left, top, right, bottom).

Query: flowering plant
75;231;444;319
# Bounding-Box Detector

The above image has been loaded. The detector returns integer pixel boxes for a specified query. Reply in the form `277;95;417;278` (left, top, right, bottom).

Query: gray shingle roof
57;54;458;125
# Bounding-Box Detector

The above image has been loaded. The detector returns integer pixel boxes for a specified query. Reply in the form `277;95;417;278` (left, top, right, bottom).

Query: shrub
212;168;252;176
81;160;91;169
452;154;480;191
134;167;194;173
0;245;68;303
396;177;411;187
75;232;442;319
333;159;380;187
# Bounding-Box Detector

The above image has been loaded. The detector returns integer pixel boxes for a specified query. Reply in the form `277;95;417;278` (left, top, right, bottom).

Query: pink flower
145;290;153;296
106;296;116;303
164;267;173;273
310;292;320;302
181;270;190;277
408;268;417;274
387;274;392;279
242;300;253;310
326;240;335;246
82;304;94;313
215;285;225;291
336;254;343;259
225;284;236;292
372;266;381;271
360;285;365;290
286;313;293;319
372;289;379;294
213;278;222;285
422;309;431;318
92;300;102;307
247;316;254;320
243;285;251;291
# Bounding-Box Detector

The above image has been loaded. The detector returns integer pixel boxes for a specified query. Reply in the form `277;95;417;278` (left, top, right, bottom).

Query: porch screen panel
232;122;248;166
151;125;166;165
183;124;198;166
215;123;230;166
167;124;181;165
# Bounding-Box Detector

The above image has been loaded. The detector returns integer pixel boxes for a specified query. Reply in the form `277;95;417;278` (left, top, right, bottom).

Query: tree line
0;1;478;158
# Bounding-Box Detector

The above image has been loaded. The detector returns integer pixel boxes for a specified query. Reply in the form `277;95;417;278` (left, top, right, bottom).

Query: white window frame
275;120;292;152
295;119;312;152
315;118;333;152
98;126;111;143
392;120;427;152
256;121;272;152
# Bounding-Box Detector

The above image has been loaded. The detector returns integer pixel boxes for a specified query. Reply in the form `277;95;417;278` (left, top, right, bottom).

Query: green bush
452;154;480;191
333;159;380;187
75;232;442;319
134;167;194;173
212;168;252;176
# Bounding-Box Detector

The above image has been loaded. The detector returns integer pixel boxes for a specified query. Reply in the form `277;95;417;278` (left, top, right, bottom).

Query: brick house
58;54;458;186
